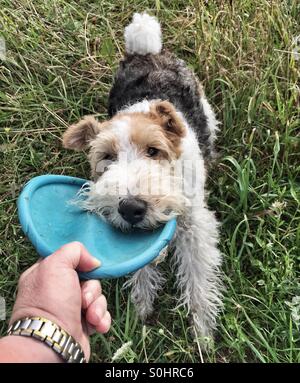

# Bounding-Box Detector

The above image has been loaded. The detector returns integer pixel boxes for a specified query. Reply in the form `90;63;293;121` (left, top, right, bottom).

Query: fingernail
84;291;93;307
92;257;101;268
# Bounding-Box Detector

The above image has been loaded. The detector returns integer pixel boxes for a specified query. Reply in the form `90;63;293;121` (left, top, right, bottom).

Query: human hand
9;242;111;361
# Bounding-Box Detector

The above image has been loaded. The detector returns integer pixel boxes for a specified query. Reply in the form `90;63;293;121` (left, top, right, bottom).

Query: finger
50;242;101;272
85;295;107;327
81;317;96;336
95;311;111;334
86;322;96;336
84;311;111;336
81;280;102;309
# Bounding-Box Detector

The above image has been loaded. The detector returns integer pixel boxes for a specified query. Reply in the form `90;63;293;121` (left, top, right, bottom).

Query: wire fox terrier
63;13;223;340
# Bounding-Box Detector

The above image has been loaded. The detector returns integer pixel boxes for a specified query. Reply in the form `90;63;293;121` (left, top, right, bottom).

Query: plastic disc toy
17;175;176;279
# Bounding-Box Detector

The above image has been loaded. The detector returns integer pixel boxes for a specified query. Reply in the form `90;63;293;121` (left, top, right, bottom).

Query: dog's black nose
118;198;147;225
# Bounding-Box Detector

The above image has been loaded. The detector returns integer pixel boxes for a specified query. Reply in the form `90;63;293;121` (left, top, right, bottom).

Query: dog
63;13;223;341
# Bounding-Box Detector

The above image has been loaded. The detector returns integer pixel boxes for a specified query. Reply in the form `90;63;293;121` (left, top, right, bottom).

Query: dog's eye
147;147;159;157
96;154;116;174
103;153;115;161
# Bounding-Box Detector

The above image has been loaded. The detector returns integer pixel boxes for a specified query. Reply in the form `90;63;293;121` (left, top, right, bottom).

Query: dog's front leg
123;265;165;321
173;207;223;339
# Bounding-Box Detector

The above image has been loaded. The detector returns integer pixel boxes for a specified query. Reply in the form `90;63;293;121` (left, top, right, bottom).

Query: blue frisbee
17;175;176;279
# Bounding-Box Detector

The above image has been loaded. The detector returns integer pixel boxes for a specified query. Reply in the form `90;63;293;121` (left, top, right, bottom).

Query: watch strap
7;316;86;363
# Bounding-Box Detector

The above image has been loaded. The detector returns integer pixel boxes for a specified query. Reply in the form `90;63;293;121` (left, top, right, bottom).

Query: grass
0;0;299;363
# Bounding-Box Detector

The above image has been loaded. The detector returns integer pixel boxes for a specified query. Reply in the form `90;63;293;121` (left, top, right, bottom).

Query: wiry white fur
173;210;223;338
124;13;162;55
200;96;220;146
122;99;153;114
123;265;166;320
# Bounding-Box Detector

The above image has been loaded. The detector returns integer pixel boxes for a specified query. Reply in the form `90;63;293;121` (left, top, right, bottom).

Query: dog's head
63;101;189;230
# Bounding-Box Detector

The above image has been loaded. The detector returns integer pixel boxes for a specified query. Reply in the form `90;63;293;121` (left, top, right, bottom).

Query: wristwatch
7;316;86;363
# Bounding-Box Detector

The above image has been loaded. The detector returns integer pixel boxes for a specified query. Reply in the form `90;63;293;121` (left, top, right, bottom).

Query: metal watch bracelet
7;316;86;363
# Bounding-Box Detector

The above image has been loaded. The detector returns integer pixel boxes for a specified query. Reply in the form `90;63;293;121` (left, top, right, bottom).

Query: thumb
50;242;101;272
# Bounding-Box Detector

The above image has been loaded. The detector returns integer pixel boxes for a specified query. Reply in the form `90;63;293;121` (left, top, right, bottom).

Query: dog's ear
151;100;186;142
62;116;102;151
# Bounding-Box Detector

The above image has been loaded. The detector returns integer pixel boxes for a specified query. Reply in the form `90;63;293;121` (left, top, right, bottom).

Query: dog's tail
124;13;162;55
